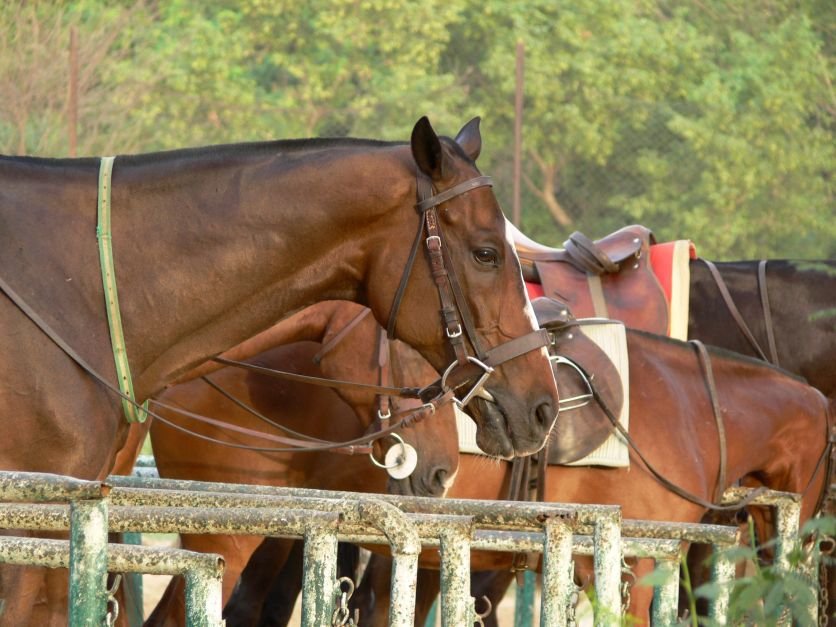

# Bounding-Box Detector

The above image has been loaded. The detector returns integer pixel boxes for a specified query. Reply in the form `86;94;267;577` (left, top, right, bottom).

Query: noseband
386;172;550;407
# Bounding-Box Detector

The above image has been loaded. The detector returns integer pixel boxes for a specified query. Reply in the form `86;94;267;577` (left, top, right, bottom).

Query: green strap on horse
97;156;148;423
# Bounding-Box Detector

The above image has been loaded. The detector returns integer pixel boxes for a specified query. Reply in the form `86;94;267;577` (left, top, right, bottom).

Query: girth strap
691;340;728;504
758;260;780;367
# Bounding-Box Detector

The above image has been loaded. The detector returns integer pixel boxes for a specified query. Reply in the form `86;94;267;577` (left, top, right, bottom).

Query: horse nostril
535;401;556;432
429;467;449;496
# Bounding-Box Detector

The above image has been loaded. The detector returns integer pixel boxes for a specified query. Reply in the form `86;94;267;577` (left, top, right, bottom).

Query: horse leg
145;575;185;627
469;569;514;627
354;553;392;627
0;561;46;626
221;537;294;627
623;557;656;626
413;568;441;626
252;540;304;627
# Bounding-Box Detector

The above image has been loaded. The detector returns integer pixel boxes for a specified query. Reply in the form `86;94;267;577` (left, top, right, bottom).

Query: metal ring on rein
368;433;419;480
440;355;495;408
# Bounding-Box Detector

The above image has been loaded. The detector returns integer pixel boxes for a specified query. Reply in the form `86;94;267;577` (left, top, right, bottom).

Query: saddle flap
530;298;625;465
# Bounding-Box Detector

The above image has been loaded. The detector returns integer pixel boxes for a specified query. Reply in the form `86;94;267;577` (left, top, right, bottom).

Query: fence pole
68;497;109;626
593;509;622;626
540;517;574;626
439;521;474;626
301;524;339;627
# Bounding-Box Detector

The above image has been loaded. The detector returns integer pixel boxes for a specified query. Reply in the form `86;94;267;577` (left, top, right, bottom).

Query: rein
538;320;766;512
702;259;780;366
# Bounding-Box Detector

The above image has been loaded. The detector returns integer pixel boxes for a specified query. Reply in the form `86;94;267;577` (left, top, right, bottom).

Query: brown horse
0;118;559;623
140;299;460;626
302;316;833;626
515;226;836;619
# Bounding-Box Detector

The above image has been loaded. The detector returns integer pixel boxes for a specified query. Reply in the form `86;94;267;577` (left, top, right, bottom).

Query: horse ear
411;116;446;181
454;117;482;161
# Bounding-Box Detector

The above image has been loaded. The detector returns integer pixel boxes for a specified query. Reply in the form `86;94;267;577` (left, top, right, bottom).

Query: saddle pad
649;240;696;341
561;320;630;468
455;319;631;467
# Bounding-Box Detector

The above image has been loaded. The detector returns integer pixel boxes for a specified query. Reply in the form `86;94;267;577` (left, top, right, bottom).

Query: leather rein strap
703;259;779;366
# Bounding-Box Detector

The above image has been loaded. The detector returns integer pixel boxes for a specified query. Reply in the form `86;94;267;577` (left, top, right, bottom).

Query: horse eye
473;248;499;267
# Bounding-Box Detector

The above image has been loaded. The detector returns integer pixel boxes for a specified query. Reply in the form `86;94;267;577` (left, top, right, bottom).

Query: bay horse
0;118;560;624
514;226;836;618
142;299;460;626
254;305;832;626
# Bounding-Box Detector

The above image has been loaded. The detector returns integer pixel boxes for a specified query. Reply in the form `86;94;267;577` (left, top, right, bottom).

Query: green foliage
639;516;835;626
0;0;831;258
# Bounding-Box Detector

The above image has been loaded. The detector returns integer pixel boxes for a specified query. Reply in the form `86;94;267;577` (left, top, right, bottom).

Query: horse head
365;117;559;459
311;301;460;498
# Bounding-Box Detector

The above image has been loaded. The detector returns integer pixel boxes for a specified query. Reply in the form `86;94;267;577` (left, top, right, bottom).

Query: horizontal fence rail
0;470;815;626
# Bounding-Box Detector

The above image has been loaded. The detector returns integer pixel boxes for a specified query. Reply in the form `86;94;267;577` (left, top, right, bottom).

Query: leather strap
691;340;727;504
702;259;771;363
97;156;148;423
211;356;423;399
758;260;780;367
414;176;493;213
574;354;771;512
564;231;619;275
586;273;609;318
313;308;372;364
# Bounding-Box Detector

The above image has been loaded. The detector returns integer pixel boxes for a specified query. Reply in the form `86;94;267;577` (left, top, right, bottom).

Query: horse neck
110;144;412;399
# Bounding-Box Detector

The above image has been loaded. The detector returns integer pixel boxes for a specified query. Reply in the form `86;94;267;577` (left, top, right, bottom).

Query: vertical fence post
708;542;734;625
439;521;474;627
68;497;109;626
514;570;536;626
651;557;680;625
301;524;339;627
540;517;574;626
593;509;623;626
184;559;224;627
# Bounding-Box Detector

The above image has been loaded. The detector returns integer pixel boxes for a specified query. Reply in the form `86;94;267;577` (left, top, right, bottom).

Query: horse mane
0;137;401;168
626;328;807;384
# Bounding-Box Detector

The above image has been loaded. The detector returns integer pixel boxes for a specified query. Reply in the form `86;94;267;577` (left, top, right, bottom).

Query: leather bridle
386;171;551;408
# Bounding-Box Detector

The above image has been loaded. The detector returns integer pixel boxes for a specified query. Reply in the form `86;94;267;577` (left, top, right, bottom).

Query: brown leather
516;225;669;336
531;298;624;464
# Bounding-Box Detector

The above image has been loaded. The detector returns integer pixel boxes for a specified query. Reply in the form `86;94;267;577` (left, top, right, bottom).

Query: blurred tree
458;0;833;257
0;0;831;258
0;1;149;155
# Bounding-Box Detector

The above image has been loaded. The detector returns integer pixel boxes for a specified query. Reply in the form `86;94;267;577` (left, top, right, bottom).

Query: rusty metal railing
0;470;815;626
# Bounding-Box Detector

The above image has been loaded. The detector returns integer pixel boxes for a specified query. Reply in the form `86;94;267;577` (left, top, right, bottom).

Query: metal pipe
68;498;109;627
301;523;339;627
438;520;474;627
592;509;622;626
540;517;573;626
357;499;421;627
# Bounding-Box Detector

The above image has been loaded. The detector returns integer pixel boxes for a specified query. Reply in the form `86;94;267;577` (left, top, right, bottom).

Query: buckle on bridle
426;235;441;248
441;356;495;408
377;408;391;421
446;323;463;339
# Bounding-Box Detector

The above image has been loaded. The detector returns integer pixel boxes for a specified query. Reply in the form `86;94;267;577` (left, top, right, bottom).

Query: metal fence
0;468;817;626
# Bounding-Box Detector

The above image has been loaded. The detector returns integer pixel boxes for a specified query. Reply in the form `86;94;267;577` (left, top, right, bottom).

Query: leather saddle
514;223;669;336
532;297;624;465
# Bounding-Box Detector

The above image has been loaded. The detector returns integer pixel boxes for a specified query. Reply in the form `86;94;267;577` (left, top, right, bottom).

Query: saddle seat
510;221;655;279
511;222;669;336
